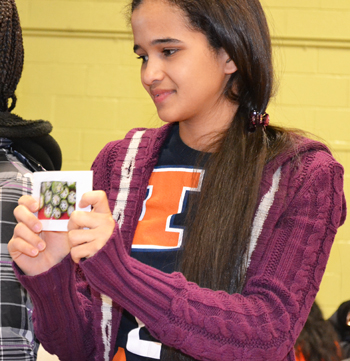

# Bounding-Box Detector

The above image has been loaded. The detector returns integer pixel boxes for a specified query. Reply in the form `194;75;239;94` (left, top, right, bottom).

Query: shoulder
286;139;344;196
263;136;344;188
92;128;148;161
93;124;171;164
260;136;346;226
0;151;31;179
91;124;172;191
0;153;32;213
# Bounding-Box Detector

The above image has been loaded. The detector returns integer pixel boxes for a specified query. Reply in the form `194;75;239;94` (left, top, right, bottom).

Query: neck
178;102;238;151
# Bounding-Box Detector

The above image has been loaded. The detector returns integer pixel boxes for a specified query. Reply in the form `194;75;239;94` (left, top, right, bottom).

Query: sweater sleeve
12;141;125;361
13;256;96;361
80;151;346;361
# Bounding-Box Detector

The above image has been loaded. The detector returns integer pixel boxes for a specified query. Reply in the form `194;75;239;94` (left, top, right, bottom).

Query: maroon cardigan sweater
15;124;346;361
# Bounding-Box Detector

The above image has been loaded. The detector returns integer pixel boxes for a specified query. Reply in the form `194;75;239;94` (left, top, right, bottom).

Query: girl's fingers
68;190;114;231
66;190;115;262
79;190;110;214
68;213;115;262
9;223;45;257
70;241;104;263
68;219;114;247
68;228;94;247
70;242;100;263
9;237;41;258
67;211;92;231
14;204;42;233
18;195;40;213
68;210;114;231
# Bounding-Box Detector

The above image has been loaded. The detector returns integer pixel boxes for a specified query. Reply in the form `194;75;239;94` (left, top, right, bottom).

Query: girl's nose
141;58;164;86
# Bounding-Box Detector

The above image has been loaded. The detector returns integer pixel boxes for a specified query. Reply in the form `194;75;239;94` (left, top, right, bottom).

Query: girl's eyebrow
133;38;182;53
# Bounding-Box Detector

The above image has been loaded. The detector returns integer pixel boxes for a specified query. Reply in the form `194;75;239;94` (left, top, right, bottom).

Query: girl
8;0;346;360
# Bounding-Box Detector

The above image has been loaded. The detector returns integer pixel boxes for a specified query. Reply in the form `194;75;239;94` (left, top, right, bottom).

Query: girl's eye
136;55;148;63
163;49;178;57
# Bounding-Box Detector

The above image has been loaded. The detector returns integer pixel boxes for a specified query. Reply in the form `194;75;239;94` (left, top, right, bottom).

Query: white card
32;171;93;231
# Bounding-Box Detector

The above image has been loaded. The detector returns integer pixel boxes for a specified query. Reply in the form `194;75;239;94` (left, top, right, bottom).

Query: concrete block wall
14;0;350;322
15;0;161;171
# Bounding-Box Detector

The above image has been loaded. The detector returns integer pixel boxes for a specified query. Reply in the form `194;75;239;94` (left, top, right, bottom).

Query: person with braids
7;0;346;360
0;0;62;359
294;302;343;361
329;301;350;359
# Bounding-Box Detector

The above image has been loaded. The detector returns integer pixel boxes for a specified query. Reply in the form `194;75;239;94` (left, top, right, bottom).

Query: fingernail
33;223;42;233
31;201;39;211
31;248;39;256
37;242;45;251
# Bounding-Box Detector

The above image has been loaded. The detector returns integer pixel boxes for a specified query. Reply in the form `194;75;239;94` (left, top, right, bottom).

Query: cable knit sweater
15;124;346;361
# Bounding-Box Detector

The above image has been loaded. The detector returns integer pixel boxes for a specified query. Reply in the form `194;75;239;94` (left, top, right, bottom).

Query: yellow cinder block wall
14;0;350;318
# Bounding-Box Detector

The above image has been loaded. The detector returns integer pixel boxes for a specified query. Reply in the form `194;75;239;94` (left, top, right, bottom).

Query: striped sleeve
0;151;39;360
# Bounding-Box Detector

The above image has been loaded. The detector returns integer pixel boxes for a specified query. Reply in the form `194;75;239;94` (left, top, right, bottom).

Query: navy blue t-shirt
113;124;208;360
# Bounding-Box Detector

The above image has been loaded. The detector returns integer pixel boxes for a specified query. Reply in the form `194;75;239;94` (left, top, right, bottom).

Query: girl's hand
67;191;115;263
8;195;70;276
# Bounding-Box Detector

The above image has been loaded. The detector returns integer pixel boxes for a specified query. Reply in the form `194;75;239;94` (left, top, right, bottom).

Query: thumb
79;191;111;214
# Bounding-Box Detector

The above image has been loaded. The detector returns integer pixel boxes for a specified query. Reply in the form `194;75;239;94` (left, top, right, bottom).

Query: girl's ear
219;48;237;75
224;58;237;75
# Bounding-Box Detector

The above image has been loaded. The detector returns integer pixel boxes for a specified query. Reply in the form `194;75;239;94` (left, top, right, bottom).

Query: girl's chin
160;119;179;124
156;107;188;124
157;114;181;124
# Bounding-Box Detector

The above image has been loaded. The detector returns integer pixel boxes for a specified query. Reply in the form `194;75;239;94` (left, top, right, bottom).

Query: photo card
32;171;93;231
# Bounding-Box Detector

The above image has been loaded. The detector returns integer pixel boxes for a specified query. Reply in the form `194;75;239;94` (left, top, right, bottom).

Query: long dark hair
0;0;24;112
295;302;342;361
130;0;297;360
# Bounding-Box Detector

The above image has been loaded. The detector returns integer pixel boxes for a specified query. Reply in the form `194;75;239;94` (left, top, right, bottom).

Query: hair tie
248;110;270;132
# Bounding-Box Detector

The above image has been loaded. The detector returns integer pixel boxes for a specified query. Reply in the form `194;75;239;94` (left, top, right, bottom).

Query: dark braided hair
295;302;342;361
0;0;23;112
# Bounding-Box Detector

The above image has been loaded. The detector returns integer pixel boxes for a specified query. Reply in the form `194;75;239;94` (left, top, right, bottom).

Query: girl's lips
151;89;174;104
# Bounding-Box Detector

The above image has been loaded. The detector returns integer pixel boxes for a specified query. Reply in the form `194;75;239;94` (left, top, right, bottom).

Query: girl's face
131;0;237;132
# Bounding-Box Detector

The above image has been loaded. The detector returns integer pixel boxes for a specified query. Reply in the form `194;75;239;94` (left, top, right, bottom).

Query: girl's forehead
131;0;209;50
131;0;188;31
